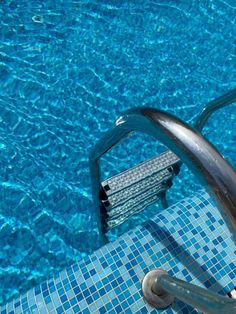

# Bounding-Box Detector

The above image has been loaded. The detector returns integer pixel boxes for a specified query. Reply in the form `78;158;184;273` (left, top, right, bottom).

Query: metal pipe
194;87;236;131
89;108;236;245
152;271;236;314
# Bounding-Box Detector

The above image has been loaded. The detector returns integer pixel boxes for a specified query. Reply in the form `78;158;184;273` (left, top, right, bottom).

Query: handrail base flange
142;269;175;308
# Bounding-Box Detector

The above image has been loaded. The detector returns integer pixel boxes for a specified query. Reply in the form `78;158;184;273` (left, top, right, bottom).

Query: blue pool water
0;0;235;306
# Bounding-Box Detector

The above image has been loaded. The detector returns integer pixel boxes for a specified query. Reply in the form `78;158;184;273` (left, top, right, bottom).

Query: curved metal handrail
142;266;236;313
194;87;236;131
89;107;236;245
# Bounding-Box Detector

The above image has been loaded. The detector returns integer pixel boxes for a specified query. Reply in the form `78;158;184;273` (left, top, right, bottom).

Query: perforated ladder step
100;150;180;231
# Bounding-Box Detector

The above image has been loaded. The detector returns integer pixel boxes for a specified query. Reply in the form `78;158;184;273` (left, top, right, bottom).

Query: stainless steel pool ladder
89;88;236;313
90;88;236;239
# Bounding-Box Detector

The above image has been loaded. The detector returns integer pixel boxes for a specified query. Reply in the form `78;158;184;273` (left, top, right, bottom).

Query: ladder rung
100;151;180;231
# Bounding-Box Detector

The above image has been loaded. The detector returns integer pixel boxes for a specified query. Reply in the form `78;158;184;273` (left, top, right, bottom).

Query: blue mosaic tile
1;190;236;313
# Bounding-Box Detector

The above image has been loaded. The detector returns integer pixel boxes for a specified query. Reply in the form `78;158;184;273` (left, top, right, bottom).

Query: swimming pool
0;0;235;306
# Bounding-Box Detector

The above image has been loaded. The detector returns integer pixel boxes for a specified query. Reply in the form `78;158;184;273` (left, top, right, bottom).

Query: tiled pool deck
1;190;236;313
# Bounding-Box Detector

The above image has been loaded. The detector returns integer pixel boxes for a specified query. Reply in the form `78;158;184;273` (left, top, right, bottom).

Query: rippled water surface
0;0;236;305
